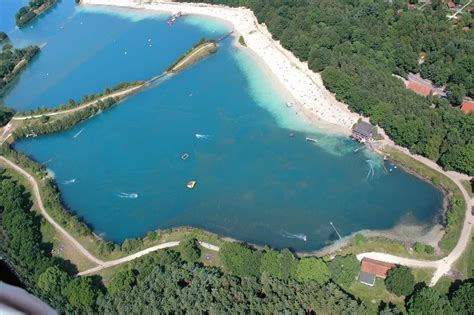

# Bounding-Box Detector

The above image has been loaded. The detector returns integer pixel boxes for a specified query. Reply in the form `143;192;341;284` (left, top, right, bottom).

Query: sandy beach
80;0;360;134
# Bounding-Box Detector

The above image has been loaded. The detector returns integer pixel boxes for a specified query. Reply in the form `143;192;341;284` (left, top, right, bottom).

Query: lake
4;2;444;250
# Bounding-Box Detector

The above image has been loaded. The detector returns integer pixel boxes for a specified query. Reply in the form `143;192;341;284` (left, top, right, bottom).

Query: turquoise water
5;3;443;250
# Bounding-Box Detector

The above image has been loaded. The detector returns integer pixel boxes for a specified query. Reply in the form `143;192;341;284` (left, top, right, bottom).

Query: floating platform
181;153;189;160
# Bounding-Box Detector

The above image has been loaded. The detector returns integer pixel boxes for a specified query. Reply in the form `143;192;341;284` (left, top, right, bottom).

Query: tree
450;281;474;314
407;287;453;314
179;237;201;263
219;243;262;277
385;266;415;296
108;270;136;295
65;277;98;309
296;257;330;284
328;254;359;285
260;248;297;280
37;266;69;297
0;107;14;127
0;31;8;42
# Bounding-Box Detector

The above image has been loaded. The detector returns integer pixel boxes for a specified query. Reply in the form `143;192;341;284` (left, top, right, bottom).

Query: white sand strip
80;0;360;133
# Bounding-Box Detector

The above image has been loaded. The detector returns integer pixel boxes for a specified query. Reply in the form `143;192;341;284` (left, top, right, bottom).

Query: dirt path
171;42;215;72
0;156;105;266
1;155;221;275
12;84;143;121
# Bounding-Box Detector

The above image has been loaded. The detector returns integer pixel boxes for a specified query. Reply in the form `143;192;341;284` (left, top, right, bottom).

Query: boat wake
195;134;212;140
281;230;307;242
366;159;375;179
73;128;84;138
117;192;138;199
63;179;76;185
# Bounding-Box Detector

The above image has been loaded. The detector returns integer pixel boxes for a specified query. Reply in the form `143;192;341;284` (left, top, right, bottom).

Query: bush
354;233;367;245
385;266;415;297
414;242;425;253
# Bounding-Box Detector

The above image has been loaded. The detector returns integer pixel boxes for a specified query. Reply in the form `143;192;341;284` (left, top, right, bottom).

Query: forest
0;173;472;314
179;0;474;175
15;0;59;27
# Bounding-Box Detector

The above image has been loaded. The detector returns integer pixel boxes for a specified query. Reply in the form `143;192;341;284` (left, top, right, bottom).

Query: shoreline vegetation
15;0;60;27
0;44;40;99
0;1;468;268
0;167;471;313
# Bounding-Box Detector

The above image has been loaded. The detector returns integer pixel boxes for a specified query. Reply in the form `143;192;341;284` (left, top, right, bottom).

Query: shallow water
5;3;444;250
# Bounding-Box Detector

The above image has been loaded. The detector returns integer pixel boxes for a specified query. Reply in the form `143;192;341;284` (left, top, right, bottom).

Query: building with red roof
461;100;474;114
358;258;396;286
407;81;432;97
447;1;456;9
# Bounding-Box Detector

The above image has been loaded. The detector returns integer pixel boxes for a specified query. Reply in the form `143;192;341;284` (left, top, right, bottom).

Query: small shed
358;257;396;286
352;121;374;142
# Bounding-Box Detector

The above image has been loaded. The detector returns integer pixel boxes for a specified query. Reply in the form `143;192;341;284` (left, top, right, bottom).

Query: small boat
289;132;295;137
181;153;189;160
187;181;196;189
286;102;293;107
305;137;318;143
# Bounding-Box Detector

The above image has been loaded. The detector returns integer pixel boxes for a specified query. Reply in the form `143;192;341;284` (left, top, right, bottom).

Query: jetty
168;40;217;73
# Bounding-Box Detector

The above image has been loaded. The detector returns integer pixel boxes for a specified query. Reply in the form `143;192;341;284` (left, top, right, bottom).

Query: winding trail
0;153;471;283
0;156;105;266
1;155;221;276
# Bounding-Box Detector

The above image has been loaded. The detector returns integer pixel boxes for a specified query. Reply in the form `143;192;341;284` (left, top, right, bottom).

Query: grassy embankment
167;38;217;73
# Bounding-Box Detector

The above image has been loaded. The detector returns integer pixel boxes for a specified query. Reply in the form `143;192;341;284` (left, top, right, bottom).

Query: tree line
178;0;474;175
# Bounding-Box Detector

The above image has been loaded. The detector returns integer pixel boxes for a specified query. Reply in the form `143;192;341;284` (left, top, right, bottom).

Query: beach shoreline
79;0;360;135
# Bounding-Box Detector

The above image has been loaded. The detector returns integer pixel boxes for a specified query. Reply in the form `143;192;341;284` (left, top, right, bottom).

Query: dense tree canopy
179;0;474;175
450;281;474;315
296;257;331;284
328;254;360;286
178;237;201;262
407;286;453;314
385;265;415;296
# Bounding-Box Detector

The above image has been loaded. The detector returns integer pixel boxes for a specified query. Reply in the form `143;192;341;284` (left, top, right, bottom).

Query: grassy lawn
343;278;405;314
336;237;442;260
453;239;473;279
434;276;454;295
382;146;466;255
461;180;473;198
411;267;435;285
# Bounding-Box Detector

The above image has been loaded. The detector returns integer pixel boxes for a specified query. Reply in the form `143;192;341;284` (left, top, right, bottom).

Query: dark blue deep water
3;2;444;250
